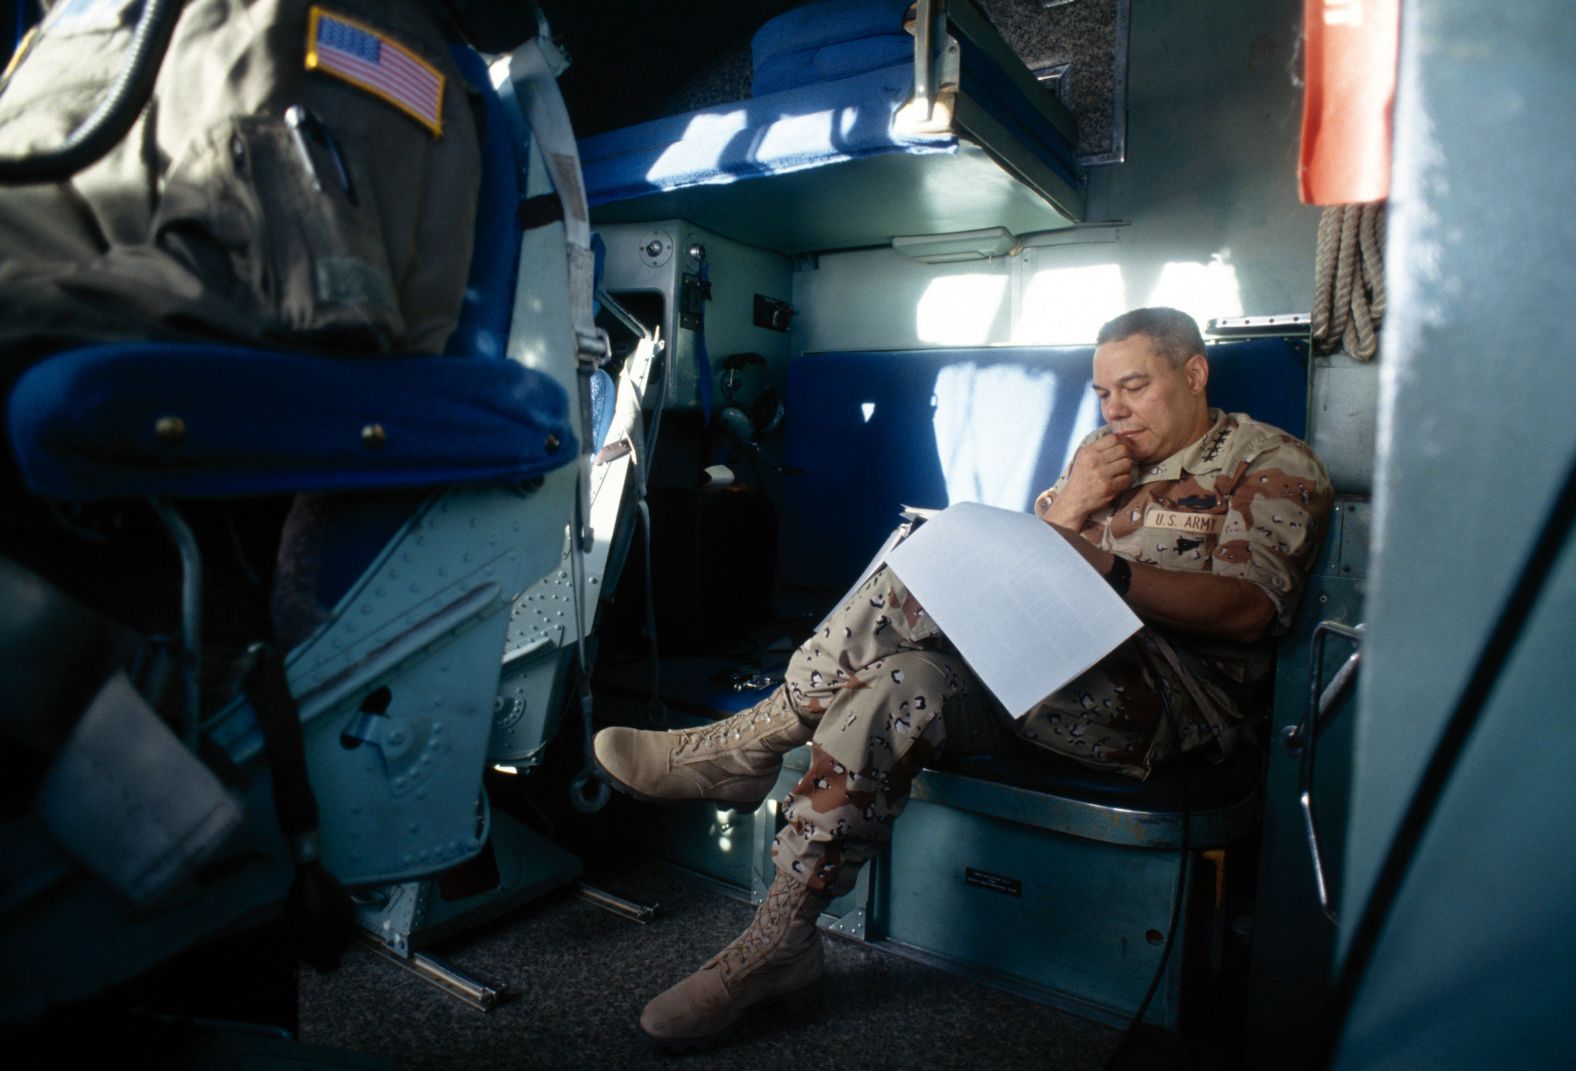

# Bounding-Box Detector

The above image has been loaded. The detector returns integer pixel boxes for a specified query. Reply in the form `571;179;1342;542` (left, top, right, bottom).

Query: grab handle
1282;620;1363;924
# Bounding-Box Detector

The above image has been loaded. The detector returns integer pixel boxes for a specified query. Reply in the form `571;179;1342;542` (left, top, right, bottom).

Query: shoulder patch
305;6;444;137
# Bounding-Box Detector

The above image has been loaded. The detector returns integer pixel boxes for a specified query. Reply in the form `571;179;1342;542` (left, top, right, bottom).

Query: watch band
1103;554;1132;596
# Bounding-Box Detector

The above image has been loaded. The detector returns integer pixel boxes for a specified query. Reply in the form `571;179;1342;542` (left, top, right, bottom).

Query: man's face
1091;334;1211;463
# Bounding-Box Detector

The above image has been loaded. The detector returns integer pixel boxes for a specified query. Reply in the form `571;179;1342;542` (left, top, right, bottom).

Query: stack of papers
880;502;1142;718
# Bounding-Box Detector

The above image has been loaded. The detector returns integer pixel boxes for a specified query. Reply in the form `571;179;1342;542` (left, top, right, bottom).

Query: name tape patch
305;6;444;137
1144;508;1225;536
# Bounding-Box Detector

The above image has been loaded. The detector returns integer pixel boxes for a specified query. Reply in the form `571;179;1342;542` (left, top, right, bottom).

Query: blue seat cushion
6;343;577;501
443;44;521;361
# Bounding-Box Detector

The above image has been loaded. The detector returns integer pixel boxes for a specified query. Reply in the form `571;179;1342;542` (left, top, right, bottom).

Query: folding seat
0;33;643;1021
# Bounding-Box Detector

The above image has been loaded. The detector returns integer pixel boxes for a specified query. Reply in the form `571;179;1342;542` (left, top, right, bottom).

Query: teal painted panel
1344;0;1576;942
880;798;1190;1027
1248;494;1369;1046
1336;506;1576;1069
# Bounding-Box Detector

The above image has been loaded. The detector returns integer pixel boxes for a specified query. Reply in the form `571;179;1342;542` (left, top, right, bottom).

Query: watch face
1106;556;1131;594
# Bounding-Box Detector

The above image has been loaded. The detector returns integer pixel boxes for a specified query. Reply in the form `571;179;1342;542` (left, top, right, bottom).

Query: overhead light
892;227;1018;263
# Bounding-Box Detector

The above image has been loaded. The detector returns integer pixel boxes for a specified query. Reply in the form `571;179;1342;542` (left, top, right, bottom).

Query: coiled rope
1311;201;1387;361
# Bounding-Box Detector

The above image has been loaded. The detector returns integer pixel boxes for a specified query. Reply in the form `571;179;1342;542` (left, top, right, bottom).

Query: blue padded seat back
780;339;1308;594
589;367;615;454
4;45;579;502
444;45;520;360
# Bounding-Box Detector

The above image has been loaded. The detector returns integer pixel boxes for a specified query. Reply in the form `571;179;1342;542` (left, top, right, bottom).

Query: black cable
1104;682;1191;1071
1317;445;1576;1064
0;0;185;185
241;642;352;971
568;487;611;814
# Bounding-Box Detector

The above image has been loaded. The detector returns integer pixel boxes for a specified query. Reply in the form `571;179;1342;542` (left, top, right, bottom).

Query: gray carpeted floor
299;858;1191;1070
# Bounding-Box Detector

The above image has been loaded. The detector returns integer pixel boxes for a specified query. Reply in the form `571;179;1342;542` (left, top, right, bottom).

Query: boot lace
672;702;780;756
715;879;805;976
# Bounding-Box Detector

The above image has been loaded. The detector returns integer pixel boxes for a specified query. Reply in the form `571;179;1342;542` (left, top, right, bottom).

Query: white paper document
883;501;1143;718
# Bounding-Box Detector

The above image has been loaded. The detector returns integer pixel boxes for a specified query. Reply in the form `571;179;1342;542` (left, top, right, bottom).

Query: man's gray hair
1096;307;1206;368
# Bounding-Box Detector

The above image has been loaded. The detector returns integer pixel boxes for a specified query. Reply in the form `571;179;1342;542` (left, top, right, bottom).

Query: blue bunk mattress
580;26;1085;255
579;62;957;208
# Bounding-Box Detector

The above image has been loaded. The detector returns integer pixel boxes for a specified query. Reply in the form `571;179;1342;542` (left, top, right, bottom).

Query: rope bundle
1311;201;1387;361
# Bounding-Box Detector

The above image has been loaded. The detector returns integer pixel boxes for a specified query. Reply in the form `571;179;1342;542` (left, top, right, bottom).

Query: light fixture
892;226;1018;263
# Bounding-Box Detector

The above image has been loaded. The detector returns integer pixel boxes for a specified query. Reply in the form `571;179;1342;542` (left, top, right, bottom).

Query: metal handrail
1284;619;1363;924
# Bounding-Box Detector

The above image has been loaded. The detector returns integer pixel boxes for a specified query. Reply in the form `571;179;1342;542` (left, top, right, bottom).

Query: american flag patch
305;6;445;136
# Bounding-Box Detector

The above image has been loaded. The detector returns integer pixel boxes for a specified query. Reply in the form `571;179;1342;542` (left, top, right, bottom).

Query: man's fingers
1064;433;1138;511
1104;436;1135;462
1077;439;1127;475
1089;435;1129;459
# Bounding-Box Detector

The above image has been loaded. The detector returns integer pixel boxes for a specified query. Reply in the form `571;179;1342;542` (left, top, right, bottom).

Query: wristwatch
1103;555;1132;596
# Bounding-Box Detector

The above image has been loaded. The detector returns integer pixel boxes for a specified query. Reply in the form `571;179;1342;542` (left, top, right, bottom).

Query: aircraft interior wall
785;0;1377;496
1339;0;1576;995
792;0;1322;355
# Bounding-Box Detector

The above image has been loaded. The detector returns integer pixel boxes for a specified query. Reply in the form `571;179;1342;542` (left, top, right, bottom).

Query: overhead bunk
577;0;1086;256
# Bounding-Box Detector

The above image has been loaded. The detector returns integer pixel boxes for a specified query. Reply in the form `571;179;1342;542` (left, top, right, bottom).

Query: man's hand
1046;521;1277;644
1038;433;1135;530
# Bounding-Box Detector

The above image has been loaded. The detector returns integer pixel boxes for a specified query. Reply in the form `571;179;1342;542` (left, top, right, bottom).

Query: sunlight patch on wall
933;362;1057;511
916;273;1009;345
1013;263;1127;345
1147;254;1244;325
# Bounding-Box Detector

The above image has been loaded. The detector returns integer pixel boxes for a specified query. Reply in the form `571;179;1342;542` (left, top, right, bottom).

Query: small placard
965;867;1022;898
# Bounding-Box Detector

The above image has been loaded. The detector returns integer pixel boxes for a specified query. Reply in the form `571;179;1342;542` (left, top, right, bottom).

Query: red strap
1299;0;1400;205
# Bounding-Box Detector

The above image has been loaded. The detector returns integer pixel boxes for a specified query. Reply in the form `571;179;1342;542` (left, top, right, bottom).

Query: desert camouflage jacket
1038;409;1333;692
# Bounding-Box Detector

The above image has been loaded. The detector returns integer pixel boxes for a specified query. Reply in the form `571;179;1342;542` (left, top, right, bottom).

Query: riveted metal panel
207;483;572;886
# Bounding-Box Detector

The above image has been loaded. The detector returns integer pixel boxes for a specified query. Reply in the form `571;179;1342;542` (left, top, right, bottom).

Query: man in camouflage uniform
594;306;1333;1050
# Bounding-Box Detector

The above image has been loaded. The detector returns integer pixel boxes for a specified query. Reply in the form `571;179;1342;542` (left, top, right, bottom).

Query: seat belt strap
496;40;601;366
493;40;608;554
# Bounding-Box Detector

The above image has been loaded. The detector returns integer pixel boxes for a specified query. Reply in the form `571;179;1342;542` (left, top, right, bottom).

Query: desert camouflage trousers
768;565;1222;895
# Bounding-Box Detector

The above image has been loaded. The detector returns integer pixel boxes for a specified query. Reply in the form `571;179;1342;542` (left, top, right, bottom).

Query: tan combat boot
637;873;830;1050
592;695;814;808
